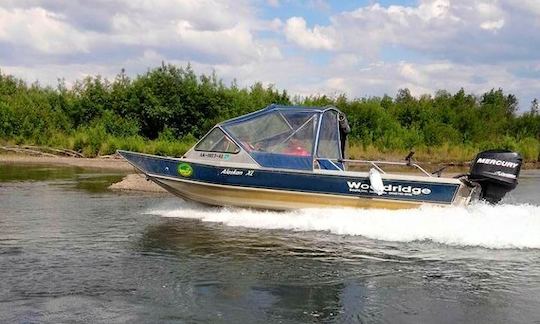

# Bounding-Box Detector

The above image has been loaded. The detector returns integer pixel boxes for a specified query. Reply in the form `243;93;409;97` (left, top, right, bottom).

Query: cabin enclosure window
317;111;340;159
194;128;240;153
224;111;317;156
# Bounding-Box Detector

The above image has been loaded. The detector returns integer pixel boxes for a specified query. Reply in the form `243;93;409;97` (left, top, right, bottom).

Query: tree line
0;63;538;161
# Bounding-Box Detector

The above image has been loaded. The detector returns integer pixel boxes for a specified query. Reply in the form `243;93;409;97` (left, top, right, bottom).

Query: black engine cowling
467;149;522;204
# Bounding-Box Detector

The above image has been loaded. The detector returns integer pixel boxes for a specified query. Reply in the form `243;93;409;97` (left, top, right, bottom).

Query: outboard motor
467;149;522;204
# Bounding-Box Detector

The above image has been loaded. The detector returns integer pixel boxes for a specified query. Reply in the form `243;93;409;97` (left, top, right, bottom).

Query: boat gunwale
117;150;464;185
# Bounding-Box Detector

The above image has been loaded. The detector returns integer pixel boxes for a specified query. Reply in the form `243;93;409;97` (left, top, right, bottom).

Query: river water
1;164;539;323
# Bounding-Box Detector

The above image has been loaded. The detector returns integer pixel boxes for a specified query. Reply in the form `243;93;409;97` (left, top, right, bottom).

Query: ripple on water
1;166;540;323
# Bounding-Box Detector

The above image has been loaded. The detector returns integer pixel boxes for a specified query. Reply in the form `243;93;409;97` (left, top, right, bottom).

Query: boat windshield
224;111;318;156
194;127;240;153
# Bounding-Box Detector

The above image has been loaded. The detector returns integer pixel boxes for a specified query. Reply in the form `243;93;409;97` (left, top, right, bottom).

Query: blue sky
260;0;419;25
0;0;539;111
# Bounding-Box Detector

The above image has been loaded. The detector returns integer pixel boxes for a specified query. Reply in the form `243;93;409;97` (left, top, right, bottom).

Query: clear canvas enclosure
194;128;240;153
224;111;318;156
317;111;340;159
196;105;345;170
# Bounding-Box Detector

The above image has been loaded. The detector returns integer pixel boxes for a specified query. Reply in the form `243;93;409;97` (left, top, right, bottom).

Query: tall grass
347;139;539;164
1;132;197;158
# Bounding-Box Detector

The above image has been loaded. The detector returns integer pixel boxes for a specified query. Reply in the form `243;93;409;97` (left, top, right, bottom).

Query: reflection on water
0;163;81;181
0;163;126;192
0;164;539;323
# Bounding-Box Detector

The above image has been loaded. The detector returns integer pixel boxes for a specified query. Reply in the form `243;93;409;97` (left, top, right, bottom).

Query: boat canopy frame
216;104;344;170
193;104;433;176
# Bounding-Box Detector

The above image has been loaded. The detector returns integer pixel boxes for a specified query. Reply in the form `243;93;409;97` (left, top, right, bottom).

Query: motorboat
118;104;522;210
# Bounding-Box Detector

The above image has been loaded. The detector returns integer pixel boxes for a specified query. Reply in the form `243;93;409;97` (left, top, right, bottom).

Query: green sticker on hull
178;163;193;177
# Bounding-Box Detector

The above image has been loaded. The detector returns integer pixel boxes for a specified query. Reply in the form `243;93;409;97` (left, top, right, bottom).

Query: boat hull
151;175;424;210
119;150;471;210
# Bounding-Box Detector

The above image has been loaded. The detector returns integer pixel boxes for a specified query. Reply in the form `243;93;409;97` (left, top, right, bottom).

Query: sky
0;0;539;111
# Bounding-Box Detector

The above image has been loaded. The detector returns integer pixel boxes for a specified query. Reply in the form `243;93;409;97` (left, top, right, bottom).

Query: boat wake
145;201;540;249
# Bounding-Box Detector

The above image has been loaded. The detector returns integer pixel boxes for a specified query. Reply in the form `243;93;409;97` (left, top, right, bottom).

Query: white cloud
399;63;429;86
282;0;539;64
1;63;117;87
0;7;93;54
284;17;334;50
480;19;505;31
513;0;540;16
176;21;282;64
0;0;279;66
1;0;539;111
475;1;505;31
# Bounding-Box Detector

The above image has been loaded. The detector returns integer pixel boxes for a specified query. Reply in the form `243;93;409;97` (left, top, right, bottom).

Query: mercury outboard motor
467;149;522;204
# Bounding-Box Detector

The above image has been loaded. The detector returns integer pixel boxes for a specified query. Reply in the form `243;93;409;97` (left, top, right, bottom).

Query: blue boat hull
118;151;466;210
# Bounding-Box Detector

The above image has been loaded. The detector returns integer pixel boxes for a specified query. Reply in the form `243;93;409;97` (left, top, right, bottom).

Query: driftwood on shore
0;145;85;158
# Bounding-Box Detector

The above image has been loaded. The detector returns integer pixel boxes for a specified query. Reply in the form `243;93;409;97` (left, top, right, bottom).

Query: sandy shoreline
0;153;133;170
108;173;167;192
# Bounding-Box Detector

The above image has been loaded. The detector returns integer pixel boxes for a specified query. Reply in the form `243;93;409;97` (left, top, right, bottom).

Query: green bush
0;67;539;162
